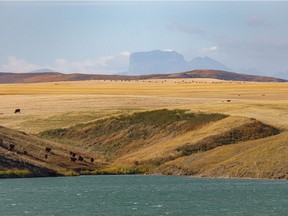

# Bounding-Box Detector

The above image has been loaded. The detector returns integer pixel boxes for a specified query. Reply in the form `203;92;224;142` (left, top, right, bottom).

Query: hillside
37;109;285;179
39;110;228;161
0;69;286;84
0;126;102;178
158;131;288;179
0;72;136;84
140;70;287;82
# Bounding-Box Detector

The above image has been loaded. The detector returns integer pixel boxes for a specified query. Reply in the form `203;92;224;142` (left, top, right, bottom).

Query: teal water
0;175;287;216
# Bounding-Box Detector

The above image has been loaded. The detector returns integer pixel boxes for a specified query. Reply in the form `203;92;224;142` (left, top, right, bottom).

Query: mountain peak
189;56;232;71
127;50;232;75
128;50;189;74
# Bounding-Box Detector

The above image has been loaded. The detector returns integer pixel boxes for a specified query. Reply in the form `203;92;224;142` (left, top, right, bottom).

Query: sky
0;1;288;77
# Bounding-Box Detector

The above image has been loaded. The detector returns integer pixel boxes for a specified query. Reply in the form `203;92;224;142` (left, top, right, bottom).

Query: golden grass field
0;79;288;132
0;78;288;179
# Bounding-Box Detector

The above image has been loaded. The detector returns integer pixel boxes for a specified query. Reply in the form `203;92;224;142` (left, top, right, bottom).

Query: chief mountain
128;50;231;75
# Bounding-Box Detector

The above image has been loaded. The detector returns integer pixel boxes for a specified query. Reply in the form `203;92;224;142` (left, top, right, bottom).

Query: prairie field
1;79;288;179
0;79;288;133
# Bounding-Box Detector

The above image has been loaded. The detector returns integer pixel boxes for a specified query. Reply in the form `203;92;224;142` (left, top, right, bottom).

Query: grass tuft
0;169;32;178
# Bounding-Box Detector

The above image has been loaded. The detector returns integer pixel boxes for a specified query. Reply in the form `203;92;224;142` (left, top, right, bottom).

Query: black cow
9;144;15;151
14;109;21;114
70;157;77;162
78;156;84;161
45;147;52;153
90;157;94;163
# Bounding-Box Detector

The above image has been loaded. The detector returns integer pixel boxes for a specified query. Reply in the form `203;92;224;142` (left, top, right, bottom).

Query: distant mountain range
126;50;288;80
0;70;286;84
127;50;231;75
27;50;288;79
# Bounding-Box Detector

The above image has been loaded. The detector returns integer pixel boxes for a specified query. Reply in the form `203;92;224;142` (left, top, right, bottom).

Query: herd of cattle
1;110;96;165
0;139;95;164
69;150;94;163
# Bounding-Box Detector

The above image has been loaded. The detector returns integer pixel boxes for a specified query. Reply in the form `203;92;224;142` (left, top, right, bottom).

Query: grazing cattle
0;138;3;145
70;157;77;162
78;156;84;161
23;151;28;155
133;160;139;166
90;157;94;163
45;147;52;153
45;154;48;159
14;109;21;114
70;151;76;157
9;144;15;151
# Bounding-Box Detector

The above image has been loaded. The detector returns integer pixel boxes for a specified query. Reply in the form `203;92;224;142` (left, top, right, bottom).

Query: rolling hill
0;69;286;84
36;109;286;179
0;108;286;179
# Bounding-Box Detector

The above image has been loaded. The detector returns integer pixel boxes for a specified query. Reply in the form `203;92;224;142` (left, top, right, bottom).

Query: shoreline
1;172;287;181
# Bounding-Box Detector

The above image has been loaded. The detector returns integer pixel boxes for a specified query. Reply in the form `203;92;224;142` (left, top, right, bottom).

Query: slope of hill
0;69;286;84
37;109;285;179
39;109;228;161
0;72;137;84
0;126;102;178
158;131;288;179
140;70;287;82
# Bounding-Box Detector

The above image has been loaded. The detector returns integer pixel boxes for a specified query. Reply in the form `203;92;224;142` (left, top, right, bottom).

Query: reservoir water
0;175;287;216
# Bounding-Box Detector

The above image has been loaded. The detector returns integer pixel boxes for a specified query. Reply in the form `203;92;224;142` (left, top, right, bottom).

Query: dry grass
159;132;288;179
0;79;288;133
0;78;288;179
39;109;227;162
0;125;102;176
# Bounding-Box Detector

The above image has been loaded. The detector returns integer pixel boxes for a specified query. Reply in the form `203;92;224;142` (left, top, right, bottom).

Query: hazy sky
1;1;288;76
